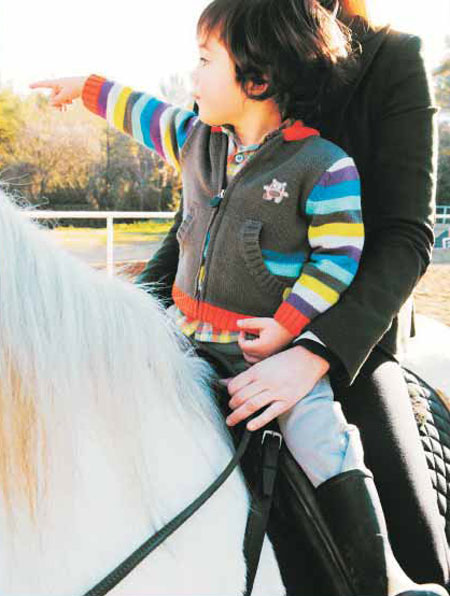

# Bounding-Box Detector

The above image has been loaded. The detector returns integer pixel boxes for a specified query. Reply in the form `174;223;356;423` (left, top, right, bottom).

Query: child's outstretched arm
30;75;199;173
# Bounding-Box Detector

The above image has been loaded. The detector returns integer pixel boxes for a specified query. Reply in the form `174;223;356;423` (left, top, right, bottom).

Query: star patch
262;178;289;204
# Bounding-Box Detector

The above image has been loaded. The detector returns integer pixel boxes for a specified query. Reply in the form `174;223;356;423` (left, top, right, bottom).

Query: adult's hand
223;345;330;431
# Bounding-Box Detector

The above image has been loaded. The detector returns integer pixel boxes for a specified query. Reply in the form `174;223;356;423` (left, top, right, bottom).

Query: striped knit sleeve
274;156;364;336
81;74;199;173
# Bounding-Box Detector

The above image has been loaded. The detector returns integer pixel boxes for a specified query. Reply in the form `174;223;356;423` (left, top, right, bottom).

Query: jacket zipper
193;131;230;299
197;132;284;302
194;188;225;299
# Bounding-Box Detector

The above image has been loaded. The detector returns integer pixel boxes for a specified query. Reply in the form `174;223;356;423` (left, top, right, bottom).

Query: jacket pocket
176;210;196;251
239;219;288;295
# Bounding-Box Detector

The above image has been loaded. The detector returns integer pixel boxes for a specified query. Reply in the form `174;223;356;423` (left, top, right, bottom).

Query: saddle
404;368;450;545
200;344;450;596
199;344;355;595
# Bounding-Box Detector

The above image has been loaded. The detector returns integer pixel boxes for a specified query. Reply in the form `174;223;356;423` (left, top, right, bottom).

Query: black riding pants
333;347;450;587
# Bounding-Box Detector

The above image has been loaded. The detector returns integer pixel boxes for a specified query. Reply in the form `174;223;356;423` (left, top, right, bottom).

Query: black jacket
136;19;437;385
304;20;437;383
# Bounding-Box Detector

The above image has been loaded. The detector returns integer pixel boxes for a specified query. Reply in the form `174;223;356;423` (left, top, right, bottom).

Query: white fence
25;207;450;269
437;205;450;223
25;210;176;276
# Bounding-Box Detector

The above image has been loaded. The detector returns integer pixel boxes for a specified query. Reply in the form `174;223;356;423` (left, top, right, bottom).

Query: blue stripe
313;259;355;286
139;97;162;151
261;249;306;277
307;180;361;203
264;259;304;277
131;93;152;146
306;195;361;216
261;249;306;263
310;253;359;276
175;110;197;150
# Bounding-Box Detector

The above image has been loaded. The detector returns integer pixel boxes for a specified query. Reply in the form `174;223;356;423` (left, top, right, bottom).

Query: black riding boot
316;470;448;596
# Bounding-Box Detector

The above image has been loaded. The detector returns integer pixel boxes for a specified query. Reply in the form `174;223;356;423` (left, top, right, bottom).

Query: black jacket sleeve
306;33;438;385
134;205;182;307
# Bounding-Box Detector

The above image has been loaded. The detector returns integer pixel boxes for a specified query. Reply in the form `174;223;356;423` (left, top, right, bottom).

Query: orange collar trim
282;120;320;141
211;120;320;142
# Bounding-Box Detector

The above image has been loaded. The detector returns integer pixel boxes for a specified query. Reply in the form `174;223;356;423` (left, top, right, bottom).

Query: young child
29;1;447;594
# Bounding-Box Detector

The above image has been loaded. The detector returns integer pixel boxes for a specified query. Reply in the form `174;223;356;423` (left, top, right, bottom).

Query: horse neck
0;193;238;588
0;299;236;592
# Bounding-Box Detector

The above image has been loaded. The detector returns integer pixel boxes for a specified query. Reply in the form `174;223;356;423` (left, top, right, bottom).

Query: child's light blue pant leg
277;375;370;488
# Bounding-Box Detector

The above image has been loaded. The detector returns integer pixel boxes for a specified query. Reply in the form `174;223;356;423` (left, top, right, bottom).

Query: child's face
192;31;247;127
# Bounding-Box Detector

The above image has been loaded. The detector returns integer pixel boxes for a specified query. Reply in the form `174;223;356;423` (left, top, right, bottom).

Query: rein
83;342;283;596
82;425;279;596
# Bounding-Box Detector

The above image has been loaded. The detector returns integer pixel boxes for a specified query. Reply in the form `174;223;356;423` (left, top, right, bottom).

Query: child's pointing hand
29;77;88;109
237;317;294;363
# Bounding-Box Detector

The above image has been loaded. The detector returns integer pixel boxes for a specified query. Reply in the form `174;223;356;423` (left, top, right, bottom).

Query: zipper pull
209;189;225;208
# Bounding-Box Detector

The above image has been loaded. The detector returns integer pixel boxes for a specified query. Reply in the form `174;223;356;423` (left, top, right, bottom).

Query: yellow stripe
162;123;181;173
300;274;340;304
113;87;133;132
309;223;364;239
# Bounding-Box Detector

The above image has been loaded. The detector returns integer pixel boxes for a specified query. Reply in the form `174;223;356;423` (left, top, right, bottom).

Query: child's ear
245;78;269;97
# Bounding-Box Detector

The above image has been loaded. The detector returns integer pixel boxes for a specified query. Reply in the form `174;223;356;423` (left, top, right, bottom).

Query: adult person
306;0;449;587
134;0;449;588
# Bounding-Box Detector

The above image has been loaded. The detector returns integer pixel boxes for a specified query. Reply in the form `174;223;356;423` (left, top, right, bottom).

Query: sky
0;0;449;98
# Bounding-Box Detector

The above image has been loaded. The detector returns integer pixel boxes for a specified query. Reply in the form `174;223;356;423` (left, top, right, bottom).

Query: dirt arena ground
413;264;450;327
120;262;450;328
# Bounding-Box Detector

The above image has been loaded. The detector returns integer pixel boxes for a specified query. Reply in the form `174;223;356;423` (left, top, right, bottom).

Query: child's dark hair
197;0;357;123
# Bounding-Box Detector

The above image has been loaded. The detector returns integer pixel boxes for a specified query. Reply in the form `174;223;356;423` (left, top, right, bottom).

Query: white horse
0;190;285;595
1;190;448;596
403;314;450;398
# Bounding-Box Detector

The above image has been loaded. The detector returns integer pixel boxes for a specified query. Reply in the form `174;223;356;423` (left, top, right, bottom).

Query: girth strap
244;429;283;595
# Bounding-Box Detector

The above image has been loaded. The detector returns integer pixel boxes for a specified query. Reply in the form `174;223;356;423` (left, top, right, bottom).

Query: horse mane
0;189;236;536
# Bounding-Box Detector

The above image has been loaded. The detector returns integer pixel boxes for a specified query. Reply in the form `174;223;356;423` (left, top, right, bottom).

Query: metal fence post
24;210;175;276
107;216;114;277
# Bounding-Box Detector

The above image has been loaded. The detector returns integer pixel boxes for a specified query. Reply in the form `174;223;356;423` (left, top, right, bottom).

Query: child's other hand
29;77;88;110
237;317;295;363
